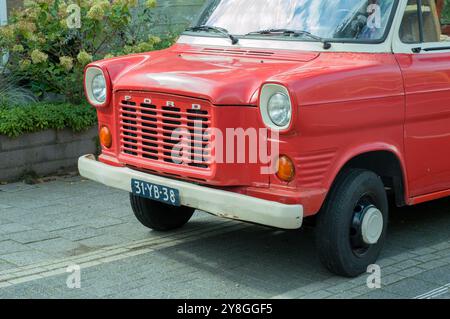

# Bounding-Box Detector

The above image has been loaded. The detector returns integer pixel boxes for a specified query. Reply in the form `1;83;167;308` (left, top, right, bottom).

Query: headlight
85;67;109;107
268;93;291;127
92;74;106;103
260;84;292;130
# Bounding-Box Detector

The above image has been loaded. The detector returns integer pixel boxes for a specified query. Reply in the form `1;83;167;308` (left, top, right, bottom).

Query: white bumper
78;155;303;230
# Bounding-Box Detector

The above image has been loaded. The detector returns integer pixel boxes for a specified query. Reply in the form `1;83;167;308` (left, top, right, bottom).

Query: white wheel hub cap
361;207;383;245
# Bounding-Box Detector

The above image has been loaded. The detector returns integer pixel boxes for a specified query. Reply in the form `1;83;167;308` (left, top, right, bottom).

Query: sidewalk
0;176;449;298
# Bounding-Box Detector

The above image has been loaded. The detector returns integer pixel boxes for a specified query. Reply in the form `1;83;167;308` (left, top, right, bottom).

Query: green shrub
0;0;173;103
443;0;450;24
0;102;97;137
0;74;38;107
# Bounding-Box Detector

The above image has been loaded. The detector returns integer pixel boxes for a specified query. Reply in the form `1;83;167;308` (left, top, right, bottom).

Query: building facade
0;0;7;26
0;0;205;32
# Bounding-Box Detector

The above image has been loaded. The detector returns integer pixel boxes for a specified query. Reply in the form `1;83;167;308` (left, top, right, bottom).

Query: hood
111;44;320;105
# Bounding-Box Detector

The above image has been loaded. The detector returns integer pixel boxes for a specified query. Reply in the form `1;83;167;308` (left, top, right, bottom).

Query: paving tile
0;223;32;235
26;238;81;256
300;290;333;299
0;207;35;221
0;260;16;272
383;278;439;298
102;207;133;219
0;282;59;299
0;183;37;193
413;253;443;263
411;247;437;255
7;230;58;244
418;260;448;271
397;267;424;278
435;248;450;257
414;265;450;285
435;292;450;299
78;235;129;248
357;290;405;299
0;218;11;226
378;257;401;268
33;218;84;232
381;265;402;276
84;217;125;229
0;240;30;254
0;194;58;210
52;226;104;241
430;242;450;251
0;251;52;267
327;291;363;299
325;281;361;294
381;273;406;287
392;259;422;270
97;223;151;241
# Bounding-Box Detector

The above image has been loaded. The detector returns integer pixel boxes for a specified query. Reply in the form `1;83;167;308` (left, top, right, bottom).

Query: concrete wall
0;127;98;182
6;0;21;16
4;0;22;18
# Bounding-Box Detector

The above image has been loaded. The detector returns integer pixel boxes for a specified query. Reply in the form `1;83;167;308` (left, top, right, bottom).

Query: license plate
131;179;181;207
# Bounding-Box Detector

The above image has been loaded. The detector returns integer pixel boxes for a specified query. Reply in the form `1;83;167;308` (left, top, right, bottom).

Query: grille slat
119;133;210;154
119;121;209;140
119;104;211;119
119;115;211;130
119;95;212;170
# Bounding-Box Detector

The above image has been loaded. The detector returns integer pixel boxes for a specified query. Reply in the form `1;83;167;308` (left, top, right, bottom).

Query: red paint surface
86;43;450;216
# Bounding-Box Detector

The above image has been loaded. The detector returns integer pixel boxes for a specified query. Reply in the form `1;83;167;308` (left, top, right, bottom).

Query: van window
194;0;396;42
400;0;450;43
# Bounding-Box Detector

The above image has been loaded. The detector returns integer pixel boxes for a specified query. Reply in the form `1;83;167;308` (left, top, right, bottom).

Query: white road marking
0;220;248;288
414;283;450;299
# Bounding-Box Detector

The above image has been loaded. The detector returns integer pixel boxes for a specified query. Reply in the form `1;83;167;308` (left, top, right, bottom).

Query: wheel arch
325;145;409;208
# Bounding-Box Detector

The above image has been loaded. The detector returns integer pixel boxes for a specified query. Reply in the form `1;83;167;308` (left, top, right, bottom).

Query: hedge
0;103;97;138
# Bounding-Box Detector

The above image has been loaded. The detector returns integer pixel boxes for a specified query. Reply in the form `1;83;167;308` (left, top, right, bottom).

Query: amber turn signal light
277;155;295;182
99;126;112;149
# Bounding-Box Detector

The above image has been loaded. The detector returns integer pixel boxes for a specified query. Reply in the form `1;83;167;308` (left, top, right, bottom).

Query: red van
79;0;450;277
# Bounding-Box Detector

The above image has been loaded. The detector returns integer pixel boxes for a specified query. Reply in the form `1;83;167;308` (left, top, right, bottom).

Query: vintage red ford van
78;0;450;277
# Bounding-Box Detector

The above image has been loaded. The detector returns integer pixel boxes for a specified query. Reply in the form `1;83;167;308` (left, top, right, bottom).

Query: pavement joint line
414;283;450;299
0;282;12;288
269;251;448;300
1;224;229;278
0;220;236;277
1;233;204;280
111;220;234;248
430;290;449;299
0;223;248;287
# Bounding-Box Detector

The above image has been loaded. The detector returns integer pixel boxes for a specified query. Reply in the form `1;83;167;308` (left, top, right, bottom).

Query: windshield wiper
185;25;239;45
246;29;331;50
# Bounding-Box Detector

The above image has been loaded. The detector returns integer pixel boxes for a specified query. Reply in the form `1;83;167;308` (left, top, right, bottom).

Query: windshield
193;0;397;42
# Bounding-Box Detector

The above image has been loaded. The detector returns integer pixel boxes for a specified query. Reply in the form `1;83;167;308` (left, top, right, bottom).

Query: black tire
130;194;195;231
316;169;389;277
